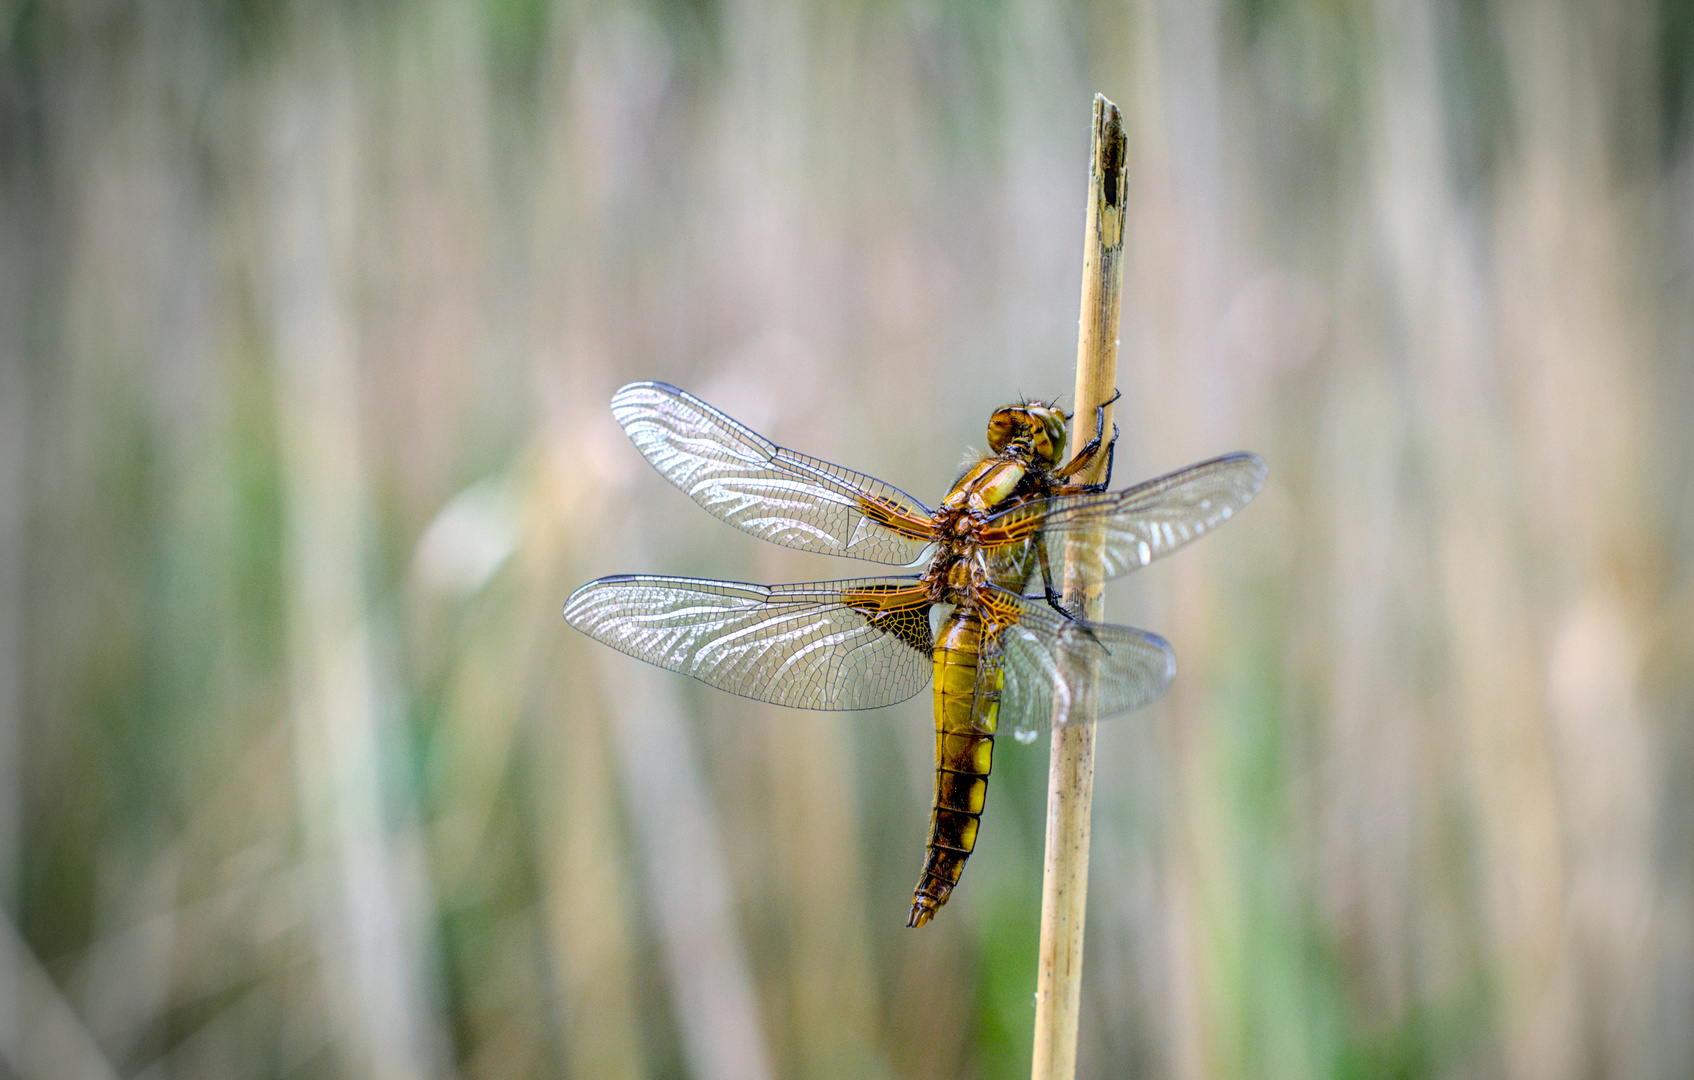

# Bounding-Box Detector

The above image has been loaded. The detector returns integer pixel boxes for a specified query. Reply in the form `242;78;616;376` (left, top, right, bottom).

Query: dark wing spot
871;604;933;653
845;584;934;654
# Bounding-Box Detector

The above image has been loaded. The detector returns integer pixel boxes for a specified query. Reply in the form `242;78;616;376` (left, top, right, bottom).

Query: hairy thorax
924;446;1050;604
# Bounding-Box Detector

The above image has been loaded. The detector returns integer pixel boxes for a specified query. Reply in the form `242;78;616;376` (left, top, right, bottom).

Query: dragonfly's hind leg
1055;389;1121;492
1034;537;1109;651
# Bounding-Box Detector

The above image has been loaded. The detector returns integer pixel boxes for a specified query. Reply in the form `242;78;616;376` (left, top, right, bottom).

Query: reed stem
1030;93;1127;1080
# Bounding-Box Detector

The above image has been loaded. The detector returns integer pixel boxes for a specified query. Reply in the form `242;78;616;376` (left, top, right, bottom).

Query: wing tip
1136;627;1178;686
610;380;694;419
561;584;594;628
1225;451;1270;496
611;379;683;399
562;574;642;627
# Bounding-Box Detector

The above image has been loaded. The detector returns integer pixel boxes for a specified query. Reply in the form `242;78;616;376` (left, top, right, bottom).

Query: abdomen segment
909;610;999;927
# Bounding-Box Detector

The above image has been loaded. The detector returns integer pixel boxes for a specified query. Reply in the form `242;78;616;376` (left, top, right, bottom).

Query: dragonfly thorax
941;457;1029;515
946;558;975;593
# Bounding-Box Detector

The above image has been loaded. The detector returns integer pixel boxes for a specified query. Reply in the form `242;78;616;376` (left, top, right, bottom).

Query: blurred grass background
3;0;1693;1077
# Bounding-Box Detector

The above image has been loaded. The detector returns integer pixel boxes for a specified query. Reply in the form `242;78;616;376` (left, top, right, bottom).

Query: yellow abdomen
908;609;999;927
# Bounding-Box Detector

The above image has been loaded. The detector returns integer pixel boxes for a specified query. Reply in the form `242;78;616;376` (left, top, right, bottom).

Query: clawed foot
1075;423;1118;492
1042;587;1109;652
1056;389;1121;490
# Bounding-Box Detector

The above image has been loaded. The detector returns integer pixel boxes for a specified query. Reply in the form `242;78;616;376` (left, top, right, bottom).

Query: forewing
978;453;1267;579
975;589;1175;741
611;382;938;565
564;575;933;711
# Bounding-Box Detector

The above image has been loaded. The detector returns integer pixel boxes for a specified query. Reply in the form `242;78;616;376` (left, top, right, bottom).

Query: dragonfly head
986;403;1068;467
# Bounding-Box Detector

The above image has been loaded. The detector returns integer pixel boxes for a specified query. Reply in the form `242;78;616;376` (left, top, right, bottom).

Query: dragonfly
564;382;1265;927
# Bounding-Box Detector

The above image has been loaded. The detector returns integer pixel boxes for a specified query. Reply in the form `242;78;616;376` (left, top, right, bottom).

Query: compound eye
1035;410;1068;464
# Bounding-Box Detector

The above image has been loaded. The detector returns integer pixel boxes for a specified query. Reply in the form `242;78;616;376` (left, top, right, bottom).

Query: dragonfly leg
1035;536;1065;613
1034;537;1108;652
1081;424;1117;492
1053;389;1120;491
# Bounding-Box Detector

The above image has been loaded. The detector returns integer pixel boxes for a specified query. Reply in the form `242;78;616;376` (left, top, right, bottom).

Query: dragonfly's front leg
1054;390;1120;492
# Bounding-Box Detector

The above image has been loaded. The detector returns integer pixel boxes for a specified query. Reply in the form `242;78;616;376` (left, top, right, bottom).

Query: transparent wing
564;574;933;711
978;453;1267;579
975;589;1175;741
612;382;938;565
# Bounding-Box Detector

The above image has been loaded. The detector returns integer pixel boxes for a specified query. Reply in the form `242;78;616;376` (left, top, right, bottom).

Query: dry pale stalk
1030;93;1127;1080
